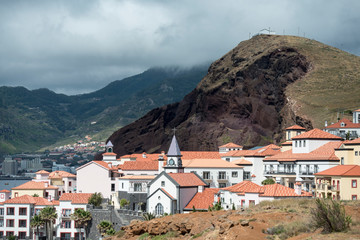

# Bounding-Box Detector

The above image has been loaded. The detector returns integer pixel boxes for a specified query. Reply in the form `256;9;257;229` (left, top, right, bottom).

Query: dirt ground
111;199;360;240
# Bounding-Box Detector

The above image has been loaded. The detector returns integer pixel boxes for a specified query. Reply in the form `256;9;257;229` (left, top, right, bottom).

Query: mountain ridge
106;35;360;156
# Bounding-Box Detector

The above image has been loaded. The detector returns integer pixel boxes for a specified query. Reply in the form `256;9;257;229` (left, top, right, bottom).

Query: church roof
167;135;182;156
106;140;113;147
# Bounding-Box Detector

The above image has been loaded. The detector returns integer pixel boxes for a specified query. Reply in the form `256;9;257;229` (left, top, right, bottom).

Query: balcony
300;172;314;176
264;170;296;175
331;185;340;191
128;187;146;193
217;175;228;183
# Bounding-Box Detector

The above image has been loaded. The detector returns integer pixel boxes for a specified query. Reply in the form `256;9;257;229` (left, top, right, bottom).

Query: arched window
108;147;112;153
155;203;164;216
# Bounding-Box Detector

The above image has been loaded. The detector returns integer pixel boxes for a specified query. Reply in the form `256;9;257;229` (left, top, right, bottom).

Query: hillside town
1;110;360;239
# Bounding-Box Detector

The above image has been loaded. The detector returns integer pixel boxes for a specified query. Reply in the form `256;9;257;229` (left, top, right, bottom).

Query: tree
32;193;39;197
97;220;114;237
71;209;92;240
30;215;44;240
39;207;57;240
88;192;102;207
120;198;130;209
262;178;275;185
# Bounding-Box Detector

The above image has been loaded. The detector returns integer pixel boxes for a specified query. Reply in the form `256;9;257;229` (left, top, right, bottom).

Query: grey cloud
0;0;359;95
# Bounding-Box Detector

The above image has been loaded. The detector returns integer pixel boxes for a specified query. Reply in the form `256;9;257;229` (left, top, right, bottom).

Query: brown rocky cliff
106;35;313;156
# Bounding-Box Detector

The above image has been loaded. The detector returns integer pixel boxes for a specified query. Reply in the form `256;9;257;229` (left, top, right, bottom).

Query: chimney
142;152;147;158
158;154;164;173
325;121;328;127
295;182;302;195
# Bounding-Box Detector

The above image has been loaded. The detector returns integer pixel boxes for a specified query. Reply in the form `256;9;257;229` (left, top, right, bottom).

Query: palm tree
39;207;57;240
30;215;44;240
97;220;113;237
71;208;92;240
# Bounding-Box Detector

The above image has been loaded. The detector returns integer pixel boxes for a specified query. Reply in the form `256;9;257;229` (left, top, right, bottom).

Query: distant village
1;110;360;239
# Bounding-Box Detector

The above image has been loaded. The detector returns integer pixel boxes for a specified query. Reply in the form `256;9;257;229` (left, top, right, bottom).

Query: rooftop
315;165;360;176
218;142;243;148
168;173;207;187
286;125;306;130
4;195;54;205
182;158;243;168
59;193;92;204
325;118;360;129
292;128;342;140
12;181;58;190
184;188;219;210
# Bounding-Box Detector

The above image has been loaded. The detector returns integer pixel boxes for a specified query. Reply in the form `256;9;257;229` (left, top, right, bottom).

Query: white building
324;118;360;140
218;143;243;153
218;181;312;209
263;128;342;192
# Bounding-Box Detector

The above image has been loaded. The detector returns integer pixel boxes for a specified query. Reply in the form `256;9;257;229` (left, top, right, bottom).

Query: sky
0;0;359;95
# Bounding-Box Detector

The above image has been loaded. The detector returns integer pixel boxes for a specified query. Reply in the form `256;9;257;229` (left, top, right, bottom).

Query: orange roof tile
120;153;163;161
182;159;242;168
292;128;342;140
36;170;50;174
59;193;92;204
0;189;10;193
314;165;360;176
260;184;312;197
102;152;117;156
325;118;360;129
218;143;243;148
281;141;292;146
231;159;253;165
286;125;306;130
168;173;207;187
49;171;76;179
12;181;58;190
181;151;221;160
4;195;54;205
120;161;158;171
344;137;360;145
265;142;342;162
92;161;112;170
160;188;175;200
354;109;360;112
184;188;219;210
119;175;156;180
223;144;281;157
222;181;262;193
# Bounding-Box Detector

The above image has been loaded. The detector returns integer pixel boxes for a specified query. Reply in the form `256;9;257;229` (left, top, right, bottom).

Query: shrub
120;198;130;208
262;178;275;185
143;212;156;221
311;198;352;233
88;192;102;207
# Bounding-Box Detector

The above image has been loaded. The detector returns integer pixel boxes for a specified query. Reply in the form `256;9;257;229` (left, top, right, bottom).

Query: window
249;200;255;206
226;158;230;162
61;220;72;228
299;141;302;147
62;209;71;217
232;172;238;178
74;233;84;240
0;219;3;227
111;183;115;191
19;207;27;216
219;183;226;188
203;172;210;180
295;141;298;147
314;165;319;173
303;140;306;147
341;157;344;165
161;181;165;187
122;183;124;189
19;220;26;228
218;171;226;180
6;207;14;215
6;232;14;237
241;200;245;207
134;183;142;192
69;181;72;187
0;231;3;237
7;219;14;227
0;208;3;216
60;233;71;240
288;131;291;139
34;208;41;215
244;172;250;180
352;195;357;200
155;203;164;215
352;180;357;188
18;232;27;239
356;151;359;156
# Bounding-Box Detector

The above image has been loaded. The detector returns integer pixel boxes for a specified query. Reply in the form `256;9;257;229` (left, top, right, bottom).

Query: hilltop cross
172;127;176;135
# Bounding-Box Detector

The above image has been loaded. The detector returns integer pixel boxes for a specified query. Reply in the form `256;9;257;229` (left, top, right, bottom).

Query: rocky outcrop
107;35;312;156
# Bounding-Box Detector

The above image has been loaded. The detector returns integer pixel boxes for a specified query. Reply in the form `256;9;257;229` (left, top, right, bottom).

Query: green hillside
0;65;208;155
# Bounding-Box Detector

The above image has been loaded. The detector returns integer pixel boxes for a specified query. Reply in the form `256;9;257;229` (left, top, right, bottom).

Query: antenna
172;127;176;136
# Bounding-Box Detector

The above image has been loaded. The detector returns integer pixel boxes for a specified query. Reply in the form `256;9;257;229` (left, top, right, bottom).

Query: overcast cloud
0;0;359;95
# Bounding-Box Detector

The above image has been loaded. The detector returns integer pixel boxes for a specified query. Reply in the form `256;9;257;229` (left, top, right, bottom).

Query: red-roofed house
314;165;360;200
285;125;306;140
263;128;343;192
218;181;312;209
324;109;360;140
0;190;10;203
0;195;55;239
218;142;243;153
220;144;281;185
33;170;77;197
11;181;58;201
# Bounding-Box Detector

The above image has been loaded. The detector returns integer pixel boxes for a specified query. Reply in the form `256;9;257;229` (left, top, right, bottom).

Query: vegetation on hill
0;65;208;155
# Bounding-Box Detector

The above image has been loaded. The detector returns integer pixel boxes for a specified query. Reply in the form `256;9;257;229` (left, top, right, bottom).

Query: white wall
147;190;173;215
148;175;177;201
77;163;112;198
292;139;338;153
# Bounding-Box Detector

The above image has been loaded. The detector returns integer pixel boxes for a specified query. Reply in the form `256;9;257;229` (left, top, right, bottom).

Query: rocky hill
107;35;360;155
0;65;208;155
